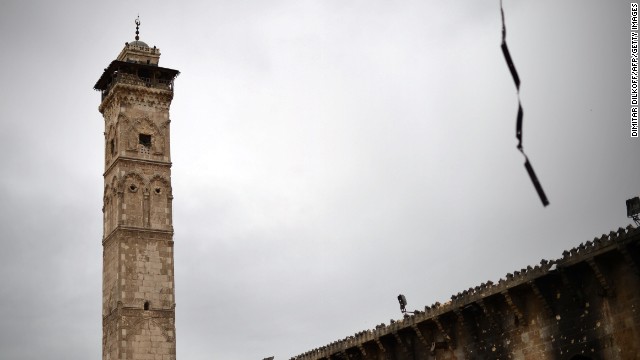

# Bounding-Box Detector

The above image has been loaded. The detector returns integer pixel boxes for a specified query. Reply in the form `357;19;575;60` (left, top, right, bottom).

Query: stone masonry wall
119;231;175;310
292;226;640;360
102;225;177;360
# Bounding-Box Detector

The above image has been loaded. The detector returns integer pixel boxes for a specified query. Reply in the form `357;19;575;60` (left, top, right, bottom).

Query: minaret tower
94;18;180;360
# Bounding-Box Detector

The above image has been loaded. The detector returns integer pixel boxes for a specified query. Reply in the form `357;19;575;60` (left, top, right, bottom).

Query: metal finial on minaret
135;16;140;41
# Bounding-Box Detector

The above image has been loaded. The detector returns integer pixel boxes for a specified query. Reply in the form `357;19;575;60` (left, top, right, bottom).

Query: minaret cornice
103;156;172;177
98;80;175;114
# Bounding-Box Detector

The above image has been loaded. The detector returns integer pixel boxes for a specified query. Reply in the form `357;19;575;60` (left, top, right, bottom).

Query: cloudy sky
0;0;637;359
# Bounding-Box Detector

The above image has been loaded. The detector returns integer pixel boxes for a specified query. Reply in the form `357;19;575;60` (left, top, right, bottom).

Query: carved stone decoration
127;128;138;151
109;177;118;233
105;124;116;164
149;175;172;230
152;133;164;155
122;116;165;156
102;97;121;126
120;172;146;227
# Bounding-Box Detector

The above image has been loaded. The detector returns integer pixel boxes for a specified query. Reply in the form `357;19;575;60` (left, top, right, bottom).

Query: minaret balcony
94;60;180;102
101;72;174;100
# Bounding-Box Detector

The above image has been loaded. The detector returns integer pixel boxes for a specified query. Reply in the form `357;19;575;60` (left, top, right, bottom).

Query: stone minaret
94;18;180;360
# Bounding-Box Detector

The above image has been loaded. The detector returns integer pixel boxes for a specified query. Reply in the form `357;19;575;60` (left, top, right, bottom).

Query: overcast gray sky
0;0;637;359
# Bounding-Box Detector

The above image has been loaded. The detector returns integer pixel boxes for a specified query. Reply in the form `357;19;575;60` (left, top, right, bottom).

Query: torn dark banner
500;0;549;207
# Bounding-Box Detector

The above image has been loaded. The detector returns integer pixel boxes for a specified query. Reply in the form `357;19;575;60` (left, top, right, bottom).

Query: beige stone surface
99;41;178;360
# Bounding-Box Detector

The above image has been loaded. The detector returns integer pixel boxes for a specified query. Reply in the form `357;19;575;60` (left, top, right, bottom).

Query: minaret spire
135;15;140;41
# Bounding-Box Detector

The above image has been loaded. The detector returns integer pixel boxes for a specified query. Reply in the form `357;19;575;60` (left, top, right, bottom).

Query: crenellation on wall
291;226;640;360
